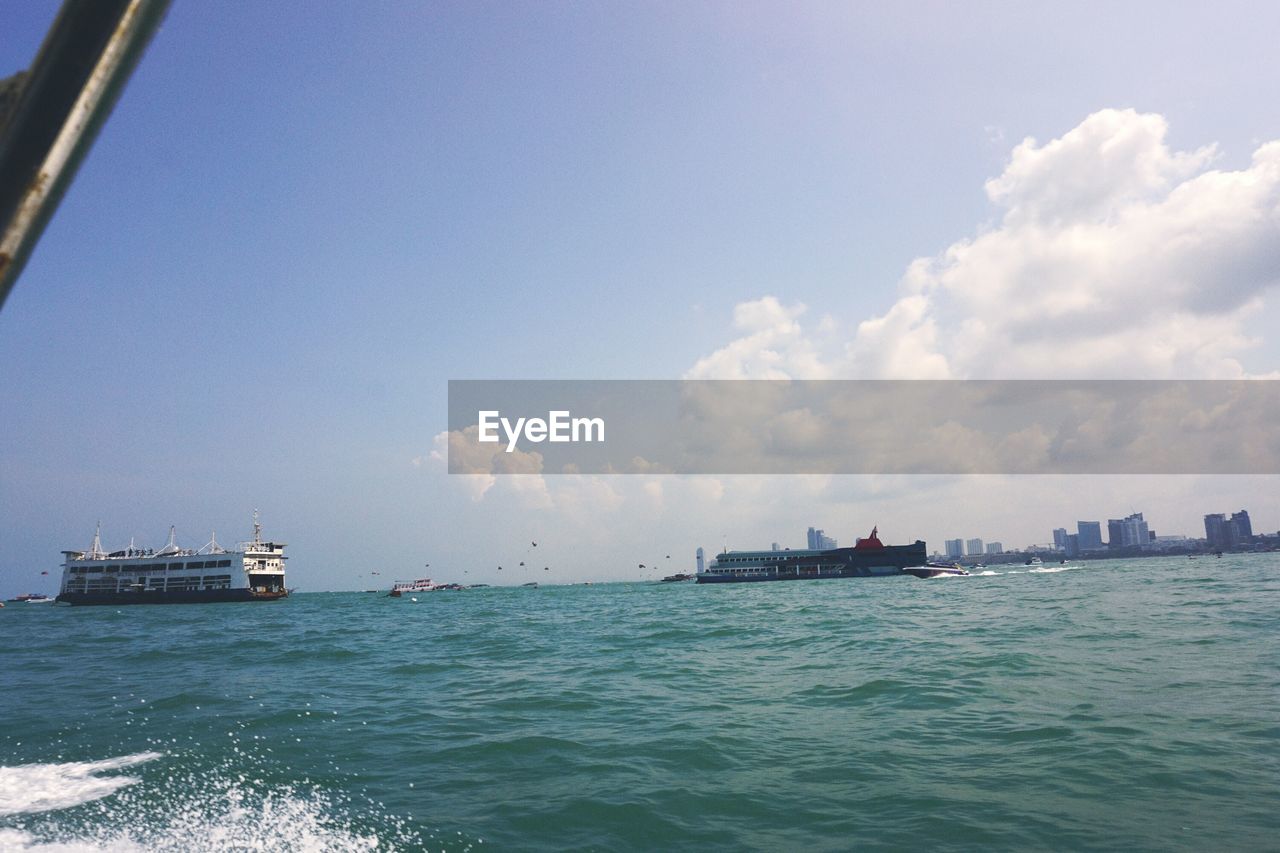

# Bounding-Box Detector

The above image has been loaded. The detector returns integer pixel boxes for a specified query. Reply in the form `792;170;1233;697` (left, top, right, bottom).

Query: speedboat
900;562;971;579
1025;556;1044;566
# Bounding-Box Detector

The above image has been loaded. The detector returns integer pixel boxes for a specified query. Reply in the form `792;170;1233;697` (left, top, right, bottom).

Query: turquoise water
2;555;1278;851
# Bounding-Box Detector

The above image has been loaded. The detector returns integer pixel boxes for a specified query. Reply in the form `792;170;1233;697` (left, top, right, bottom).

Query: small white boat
388;578;439;597
900;562;971;579
1025;556;1044;566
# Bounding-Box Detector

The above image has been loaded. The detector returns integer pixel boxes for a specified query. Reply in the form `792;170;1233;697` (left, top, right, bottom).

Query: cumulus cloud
685;296;832;379
693;109;1280;380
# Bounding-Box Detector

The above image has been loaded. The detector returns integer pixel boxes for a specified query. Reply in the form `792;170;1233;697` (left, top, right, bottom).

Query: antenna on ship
89;521;104;559
252;509;262;545
201;530;224;554
156;525;182;556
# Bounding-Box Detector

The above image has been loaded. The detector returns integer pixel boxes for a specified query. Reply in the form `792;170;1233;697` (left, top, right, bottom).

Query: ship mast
88;521;104;559
252;509;262;545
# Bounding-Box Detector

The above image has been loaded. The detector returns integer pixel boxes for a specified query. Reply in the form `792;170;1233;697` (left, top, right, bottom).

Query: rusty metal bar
0;0;170;311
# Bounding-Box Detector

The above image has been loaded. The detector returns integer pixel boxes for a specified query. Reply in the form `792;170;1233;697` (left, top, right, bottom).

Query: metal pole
0;0;170;311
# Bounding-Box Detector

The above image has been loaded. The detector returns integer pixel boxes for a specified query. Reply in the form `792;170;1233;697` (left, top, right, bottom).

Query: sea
1;554;1277;852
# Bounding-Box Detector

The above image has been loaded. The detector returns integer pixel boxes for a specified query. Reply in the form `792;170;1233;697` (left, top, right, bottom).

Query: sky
2;1;1279;594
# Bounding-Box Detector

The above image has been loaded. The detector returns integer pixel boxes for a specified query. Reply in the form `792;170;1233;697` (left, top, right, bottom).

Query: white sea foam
1029;566;1073;573
0;753;161;817
0;788;387;850
0;752;430;852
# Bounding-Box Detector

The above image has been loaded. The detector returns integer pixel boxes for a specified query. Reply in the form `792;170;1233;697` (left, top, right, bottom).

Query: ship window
217;559;231;568
169;562;183;570
188;561;205;569
104;566;119;573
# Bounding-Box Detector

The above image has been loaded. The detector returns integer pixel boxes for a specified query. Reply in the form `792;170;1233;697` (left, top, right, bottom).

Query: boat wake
0;753;161;817
0;752;442;851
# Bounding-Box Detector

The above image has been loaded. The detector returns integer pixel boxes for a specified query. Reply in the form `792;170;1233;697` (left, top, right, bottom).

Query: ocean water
1;555;1278;851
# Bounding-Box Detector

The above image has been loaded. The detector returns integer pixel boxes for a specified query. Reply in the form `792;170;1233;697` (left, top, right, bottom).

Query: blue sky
3;2;1280;594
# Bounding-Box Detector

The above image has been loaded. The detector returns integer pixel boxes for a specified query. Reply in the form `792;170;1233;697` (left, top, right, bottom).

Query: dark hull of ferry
55;589;288;606
696;543;927;584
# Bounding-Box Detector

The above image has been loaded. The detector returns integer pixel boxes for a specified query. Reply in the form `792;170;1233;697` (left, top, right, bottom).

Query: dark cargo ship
695;528;926;584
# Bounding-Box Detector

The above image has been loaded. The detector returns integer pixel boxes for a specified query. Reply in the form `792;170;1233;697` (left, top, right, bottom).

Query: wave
0;753;161;817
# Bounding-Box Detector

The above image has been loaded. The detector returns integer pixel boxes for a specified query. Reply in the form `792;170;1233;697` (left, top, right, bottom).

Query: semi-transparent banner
446;380;1280;475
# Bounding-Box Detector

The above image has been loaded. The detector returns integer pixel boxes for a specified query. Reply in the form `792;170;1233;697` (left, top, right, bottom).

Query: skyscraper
1204;514;1227;548
1053;528;1068;550
966;538;983;556
1205;511;1253;549
985;542;1003;554
944;539;964;559
807;527;837;550
1077;521;1103;551
1108;513;1150;548
1230;510;1252;542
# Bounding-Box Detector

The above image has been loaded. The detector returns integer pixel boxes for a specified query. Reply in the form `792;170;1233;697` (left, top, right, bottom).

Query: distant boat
696;526;926;584
521;582;538;588
5;593;52;603
660;573;694;583
901;562;971;579
388;578;441;597
1025;557;1044;566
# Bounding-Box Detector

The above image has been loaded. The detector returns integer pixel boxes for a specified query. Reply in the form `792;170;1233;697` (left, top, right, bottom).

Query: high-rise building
1064;533;1080;557
1203;514;1227;548
1053;528;1069;550
807;527;819;550
1205;511;1253;549
1108;513;1150;548
966;538;983;556
1077;521;1104;551
806;528;837;550
1107;519;1124;548
985;542;1003;554
944;538;964;559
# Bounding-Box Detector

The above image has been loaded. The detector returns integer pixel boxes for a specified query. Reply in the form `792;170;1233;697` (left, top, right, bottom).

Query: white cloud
685;296;832;379
693;109;1280;380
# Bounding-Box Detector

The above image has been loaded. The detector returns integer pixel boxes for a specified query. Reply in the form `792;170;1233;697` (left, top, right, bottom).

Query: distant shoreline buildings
802;511;1273;566
930;507;1274;563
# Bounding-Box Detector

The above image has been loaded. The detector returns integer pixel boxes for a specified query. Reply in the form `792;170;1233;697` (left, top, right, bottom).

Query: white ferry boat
56;512;289;606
